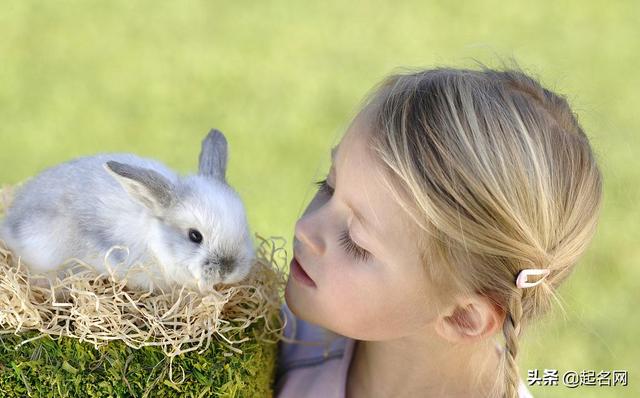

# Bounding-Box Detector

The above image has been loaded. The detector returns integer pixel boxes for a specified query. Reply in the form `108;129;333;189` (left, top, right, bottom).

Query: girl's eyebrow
329;145;377;238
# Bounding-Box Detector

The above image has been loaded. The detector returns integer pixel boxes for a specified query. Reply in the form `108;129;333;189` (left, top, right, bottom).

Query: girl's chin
284;279;315;315
284;277;302;302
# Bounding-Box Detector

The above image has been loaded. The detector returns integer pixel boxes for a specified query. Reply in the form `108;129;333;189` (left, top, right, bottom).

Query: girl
274;63;603;398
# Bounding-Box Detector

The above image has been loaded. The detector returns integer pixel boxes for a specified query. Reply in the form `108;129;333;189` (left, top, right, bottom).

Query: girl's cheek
321;256;347;289
329;261;373;295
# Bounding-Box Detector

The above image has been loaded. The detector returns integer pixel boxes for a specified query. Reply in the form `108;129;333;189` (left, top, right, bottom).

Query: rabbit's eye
188;228;203;244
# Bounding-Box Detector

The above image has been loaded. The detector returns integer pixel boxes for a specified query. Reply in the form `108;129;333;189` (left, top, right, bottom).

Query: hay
0;183;287;389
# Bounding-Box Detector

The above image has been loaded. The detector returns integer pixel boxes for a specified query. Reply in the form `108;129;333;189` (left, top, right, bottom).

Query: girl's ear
434;295;505;343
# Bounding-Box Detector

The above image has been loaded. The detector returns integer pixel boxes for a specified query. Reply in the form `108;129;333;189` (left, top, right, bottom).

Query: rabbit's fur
0;129;255;292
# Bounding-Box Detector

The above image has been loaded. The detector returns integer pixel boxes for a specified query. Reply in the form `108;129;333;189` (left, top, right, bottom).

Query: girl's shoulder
275;303;350;377
275;303;535;398
274;303;356;398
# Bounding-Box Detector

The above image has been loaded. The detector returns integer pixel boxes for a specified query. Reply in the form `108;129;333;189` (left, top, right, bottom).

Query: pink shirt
275;303;534;398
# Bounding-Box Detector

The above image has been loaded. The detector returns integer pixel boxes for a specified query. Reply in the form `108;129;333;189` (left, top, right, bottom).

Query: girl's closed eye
314;178;372;263
314;178;334;196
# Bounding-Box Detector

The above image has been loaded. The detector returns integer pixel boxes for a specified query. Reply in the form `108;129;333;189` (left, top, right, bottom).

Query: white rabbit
0;129;255;293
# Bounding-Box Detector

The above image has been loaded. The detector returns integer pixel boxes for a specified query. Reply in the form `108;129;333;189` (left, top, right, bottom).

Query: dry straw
0;184;287;382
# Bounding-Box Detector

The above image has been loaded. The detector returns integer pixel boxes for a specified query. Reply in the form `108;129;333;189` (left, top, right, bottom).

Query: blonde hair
358;61;603;397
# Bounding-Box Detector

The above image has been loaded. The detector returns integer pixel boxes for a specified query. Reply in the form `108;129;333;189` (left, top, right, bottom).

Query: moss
0;316;279;398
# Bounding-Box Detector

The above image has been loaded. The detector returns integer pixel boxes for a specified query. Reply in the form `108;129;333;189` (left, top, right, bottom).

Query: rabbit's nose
218;255;235;277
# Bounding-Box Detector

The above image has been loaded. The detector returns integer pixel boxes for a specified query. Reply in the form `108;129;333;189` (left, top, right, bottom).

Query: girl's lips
290;256;317;288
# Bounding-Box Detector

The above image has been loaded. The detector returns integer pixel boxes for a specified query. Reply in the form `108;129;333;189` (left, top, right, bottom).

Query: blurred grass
0;1;637;396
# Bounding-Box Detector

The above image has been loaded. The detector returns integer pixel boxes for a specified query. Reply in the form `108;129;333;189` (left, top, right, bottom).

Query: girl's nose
294;212;327;256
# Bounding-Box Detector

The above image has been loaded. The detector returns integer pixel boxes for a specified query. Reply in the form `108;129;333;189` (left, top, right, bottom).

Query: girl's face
285;110;440;340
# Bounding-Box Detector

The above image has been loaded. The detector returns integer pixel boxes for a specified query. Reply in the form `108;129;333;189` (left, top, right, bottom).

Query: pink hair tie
516;268;551;288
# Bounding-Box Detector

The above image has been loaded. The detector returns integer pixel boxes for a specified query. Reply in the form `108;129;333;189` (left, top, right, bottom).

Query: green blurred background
0;1;637;396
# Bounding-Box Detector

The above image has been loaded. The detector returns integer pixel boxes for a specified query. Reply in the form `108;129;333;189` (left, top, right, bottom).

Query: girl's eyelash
313;178;371;263
338;230;371;263
314;178;334;195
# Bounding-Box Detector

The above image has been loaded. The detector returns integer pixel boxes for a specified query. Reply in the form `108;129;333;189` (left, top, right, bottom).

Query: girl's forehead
333;111;374;162
334;123;409;240
335;127;421;268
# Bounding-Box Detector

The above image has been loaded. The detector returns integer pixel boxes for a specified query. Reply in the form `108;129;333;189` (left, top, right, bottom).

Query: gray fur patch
8;217;22;238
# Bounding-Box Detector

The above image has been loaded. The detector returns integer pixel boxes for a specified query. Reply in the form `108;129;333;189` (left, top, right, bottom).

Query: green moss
0;316;279;398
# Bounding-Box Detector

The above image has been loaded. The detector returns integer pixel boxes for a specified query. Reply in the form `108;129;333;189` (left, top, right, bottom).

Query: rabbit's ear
103;161;176;215
198;128;228;182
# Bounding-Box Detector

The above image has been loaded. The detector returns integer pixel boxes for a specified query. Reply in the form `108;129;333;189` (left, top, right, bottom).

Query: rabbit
0;129;255;293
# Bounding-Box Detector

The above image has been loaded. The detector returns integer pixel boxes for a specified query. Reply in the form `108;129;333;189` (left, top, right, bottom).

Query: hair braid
502;288;525;398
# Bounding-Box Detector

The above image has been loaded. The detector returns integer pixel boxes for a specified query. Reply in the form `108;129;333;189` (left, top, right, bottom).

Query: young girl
274;63;603;398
